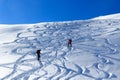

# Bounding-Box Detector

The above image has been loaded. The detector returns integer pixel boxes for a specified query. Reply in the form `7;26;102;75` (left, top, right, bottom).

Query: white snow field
0;18;120;80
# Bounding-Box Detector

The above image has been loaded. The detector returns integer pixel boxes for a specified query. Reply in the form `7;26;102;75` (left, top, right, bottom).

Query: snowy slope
0;19;120;80
93;13;120;20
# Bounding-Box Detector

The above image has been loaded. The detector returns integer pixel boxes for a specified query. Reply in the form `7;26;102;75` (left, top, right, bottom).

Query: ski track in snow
0;20;120;80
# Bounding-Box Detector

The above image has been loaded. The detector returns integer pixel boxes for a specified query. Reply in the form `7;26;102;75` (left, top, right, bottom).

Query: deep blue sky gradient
0;0;120;24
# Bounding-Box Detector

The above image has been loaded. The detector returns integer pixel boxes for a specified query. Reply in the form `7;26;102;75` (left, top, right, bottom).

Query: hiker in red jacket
68;39;72;47
36;49;41;61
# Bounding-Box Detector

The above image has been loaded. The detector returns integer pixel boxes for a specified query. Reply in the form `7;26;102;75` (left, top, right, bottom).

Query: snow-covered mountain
0;14;120;80
93;13;120;19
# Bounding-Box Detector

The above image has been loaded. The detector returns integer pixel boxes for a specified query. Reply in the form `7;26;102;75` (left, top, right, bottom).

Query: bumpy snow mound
93;13;120;20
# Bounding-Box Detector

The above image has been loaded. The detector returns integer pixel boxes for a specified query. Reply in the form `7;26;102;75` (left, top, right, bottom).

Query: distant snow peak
92;13;120;20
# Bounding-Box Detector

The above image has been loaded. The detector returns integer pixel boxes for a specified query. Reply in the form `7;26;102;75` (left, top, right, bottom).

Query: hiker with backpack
68;38;72;47
36;49;41;61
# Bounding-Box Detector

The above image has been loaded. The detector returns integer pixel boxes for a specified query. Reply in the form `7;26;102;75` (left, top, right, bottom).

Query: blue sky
0;0;120;24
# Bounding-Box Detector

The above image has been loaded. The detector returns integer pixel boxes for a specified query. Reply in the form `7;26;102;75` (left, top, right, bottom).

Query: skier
68;39;72;47
36;49;41;61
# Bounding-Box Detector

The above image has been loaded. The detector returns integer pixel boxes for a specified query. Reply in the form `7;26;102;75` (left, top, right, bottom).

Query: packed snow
0;17;120;80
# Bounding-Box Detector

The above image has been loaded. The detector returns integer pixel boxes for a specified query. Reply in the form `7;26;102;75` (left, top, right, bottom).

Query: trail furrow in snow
1;52;31;80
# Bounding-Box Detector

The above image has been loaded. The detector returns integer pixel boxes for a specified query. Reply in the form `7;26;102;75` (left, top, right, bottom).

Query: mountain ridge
92;13;120;20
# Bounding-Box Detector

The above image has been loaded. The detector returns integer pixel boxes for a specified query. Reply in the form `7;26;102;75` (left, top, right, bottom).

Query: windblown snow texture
0;19;120;80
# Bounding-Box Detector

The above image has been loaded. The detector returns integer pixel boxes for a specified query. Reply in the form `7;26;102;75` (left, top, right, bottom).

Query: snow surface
92;13;120;20
0;18;120;80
